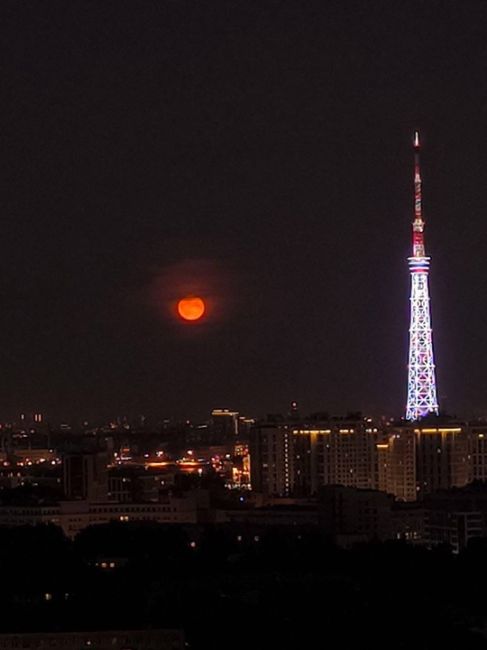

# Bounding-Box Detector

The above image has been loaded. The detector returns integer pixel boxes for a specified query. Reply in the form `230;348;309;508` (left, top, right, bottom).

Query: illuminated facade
414;425;469;495
249;422;293;496
249;418;378;496
376;431;416;502
292;424;377;494
406;131;439;421
379;422;469;501
377;421;487;501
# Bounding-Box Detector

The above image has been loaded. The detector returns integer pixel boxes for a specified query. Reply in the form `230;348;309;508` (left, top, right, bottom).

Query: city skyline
2;4;487;649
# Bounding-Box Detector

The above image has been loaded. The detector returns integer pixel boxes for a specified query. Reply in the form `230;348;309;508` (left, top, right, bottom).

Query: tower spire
412;130;425;257
405;131;439;421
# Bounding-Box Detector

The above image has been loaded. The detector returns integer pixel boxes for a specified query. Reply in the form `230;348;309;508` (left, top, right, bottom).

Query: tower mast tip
414;130;420;149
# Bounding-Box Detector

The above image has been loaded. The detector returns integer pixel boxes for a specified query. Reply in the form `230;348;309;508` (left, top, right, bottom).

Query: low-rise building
0;494;198;538
0;629;184;650
318;485;394;544
423;485;487;552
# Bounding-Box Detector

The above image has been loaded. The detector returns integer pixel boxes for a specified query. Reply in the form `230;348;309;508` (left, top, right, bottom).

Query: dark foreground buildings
0;630;184;650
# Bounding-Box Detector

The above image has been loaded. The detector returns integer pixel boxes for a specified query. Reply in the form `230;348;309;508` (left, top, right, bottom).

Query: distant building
423;485;487;552
0;493;199;538
210;409;239;442
9;448;57;465
249;422;292;496
377;420;477;501
391;501;424;542
415;423;469;496
318;485;394;544
376;430;416;501
468;424;487;482
224;502;319;528
250;417;487;503
108;467;165;503
63;451;108;502
0;629;184;650
426;508;482;553
250;416;379;496
223;488;427;546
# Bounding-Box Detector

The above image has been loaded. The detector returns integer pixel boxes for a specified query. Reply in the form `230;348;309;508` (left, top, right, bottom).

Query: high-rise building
378;421;470;501
249;421;293;496
406;131;439;421
378;420;487;502
210;409;239;442
467;423;487;482
249;417;379;496
63;451;109;502
377;430;416;502
415;424;469;496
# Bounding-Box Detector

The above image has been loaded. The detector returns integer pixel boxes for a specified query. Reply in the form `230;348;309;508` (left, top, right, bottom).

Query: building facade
377;421;486;501
0;494;198;538
0;630;184;650
250;418;379;497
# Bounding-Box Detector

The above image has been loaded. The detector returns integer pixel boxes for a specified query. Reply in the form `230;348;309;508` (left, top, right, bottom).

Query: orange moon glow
177;296;205;321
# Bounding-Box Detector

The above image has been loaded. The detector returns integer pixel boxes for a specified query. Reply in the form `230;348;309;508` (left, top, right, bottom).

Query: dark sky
2;0;487;422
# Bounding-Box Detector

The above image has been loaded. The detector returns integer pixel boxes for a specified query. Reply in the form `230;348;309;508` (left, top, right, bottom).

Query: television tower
405;131;439;421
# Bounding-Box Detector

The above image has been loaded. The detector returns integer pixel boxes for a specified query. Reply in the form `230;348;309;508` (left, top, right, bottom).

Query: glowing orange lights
177;296;205;321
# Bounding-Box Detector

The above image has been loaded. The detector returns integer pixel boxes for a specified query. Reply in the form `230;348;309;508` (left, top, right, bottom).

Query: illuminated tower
405;131;439;421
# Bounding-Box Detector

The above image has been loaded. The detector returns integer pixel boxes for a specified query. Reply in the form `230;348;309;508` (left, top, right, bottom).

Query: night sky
2;0;487;422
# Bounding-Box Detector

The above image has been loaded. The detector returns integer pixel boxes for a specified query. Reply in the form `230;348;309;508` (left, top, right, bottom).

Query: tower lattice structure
405;131;439;421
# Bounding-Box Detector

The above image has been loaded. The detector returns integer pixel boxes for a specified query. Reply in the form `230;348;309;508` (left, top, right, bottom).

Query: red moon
177;296;205;321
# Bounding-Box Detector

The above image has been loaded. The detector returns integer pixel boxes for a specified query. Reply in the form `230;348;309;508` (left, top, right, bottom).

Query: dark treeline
0;523;486;649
